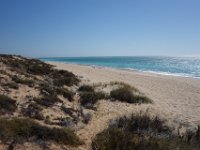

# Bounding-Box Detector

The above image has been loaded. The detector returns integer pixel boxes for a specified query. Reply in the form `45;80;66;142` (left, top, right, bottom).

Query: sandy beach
50;62;200;130
1;55;200;150
2;0;200;148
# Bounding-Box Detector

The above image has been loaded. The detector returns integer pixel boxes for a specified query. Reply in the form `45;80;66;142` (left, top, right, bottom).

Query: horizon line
38;55;200;59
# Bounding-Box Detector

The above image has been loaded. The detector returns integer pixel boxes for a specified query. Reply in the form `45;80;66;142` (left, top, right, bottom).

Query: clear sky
0;0;200;57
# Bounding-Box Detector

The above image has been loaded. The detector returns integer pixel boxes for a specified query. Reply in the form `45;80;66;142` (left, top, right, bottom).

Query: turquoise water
40;57;200;78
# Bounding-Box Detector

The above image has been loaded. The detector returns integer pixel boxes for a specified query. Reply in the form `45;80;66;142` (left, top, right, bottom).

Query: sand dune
50;62;200;130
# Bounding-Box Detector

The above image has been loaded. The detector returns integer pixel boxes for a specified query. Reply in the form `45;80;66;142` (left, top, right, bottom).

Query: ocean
40;56;200;79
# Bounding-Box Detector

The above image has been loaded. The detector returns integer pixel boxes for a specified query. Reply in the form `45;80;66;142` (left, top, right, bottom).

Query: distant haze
0;0;200;57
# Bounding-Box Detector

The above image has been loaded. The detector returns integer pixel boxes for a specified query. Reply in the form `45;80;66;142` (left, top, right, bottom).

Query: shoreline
49;62;200;129
45;61;200;80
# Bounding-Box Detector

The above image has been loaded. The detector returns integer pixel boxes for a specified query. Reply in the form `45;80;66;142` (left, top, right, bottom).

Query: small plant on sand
3;82;19;89
0;118;82;146
51;70;80;86
56;88;74;101
34;95;62;107
39;83;74;101
39;83;56;96
110;86;151;103
78;85;94;92
92;114;199;150
78;84;106;107
0;95;17;114
12;76;34;87
79;91;106;106
22;103;44;120
27;61;52;75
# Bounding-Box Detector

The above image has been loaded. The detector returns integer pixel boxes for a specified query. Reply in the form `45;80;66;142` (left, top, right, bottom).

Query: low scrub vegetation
12;76;34;87
0;95;17;114
0;118;82;146
92;114;200;150
1;55;52;75
39;83;56;96
51;70;79;87
22;103;44;120
34;95;62;107
78;85;94;92
39;83;74;101
2;82;19;89
56;88;74;101
78;84;106;107
110;86;151;103
79;91;106;106
27;61;52;75
1;55;79;87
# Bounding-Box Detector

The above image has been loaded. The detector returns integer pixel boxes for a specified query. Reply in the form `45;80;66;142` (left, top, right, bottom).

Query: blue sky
0;0;200;57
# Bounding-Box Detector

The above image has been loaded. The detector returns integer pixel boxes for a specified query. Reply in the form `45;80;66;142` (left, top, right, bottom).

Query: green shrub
39;83;74;102
53;77;78;87
39;83;57;97
92;114;197;150
117;114;169;133
34;96;62;107
1;55;79;88
3;82;19;89
27;62;52;75
0;118;82;146
51;70;79;86
1;55;53;75
110;86;151;103
22;103;44;120
56;88;74;101
80;91;106;106
12;76;34;87
79;84;106;106
0;95;17;113
78;85;94;92
61;106;75;117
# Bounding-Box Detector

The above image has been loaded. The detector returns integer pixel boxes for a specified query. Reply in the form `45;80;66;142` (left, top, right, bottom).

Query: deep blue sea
40;56;200;79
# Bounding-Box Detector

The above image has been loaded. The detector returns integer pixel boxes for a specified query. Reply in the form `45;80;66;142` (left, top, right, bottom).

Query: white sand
48;62;200;149
50;62;200;129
